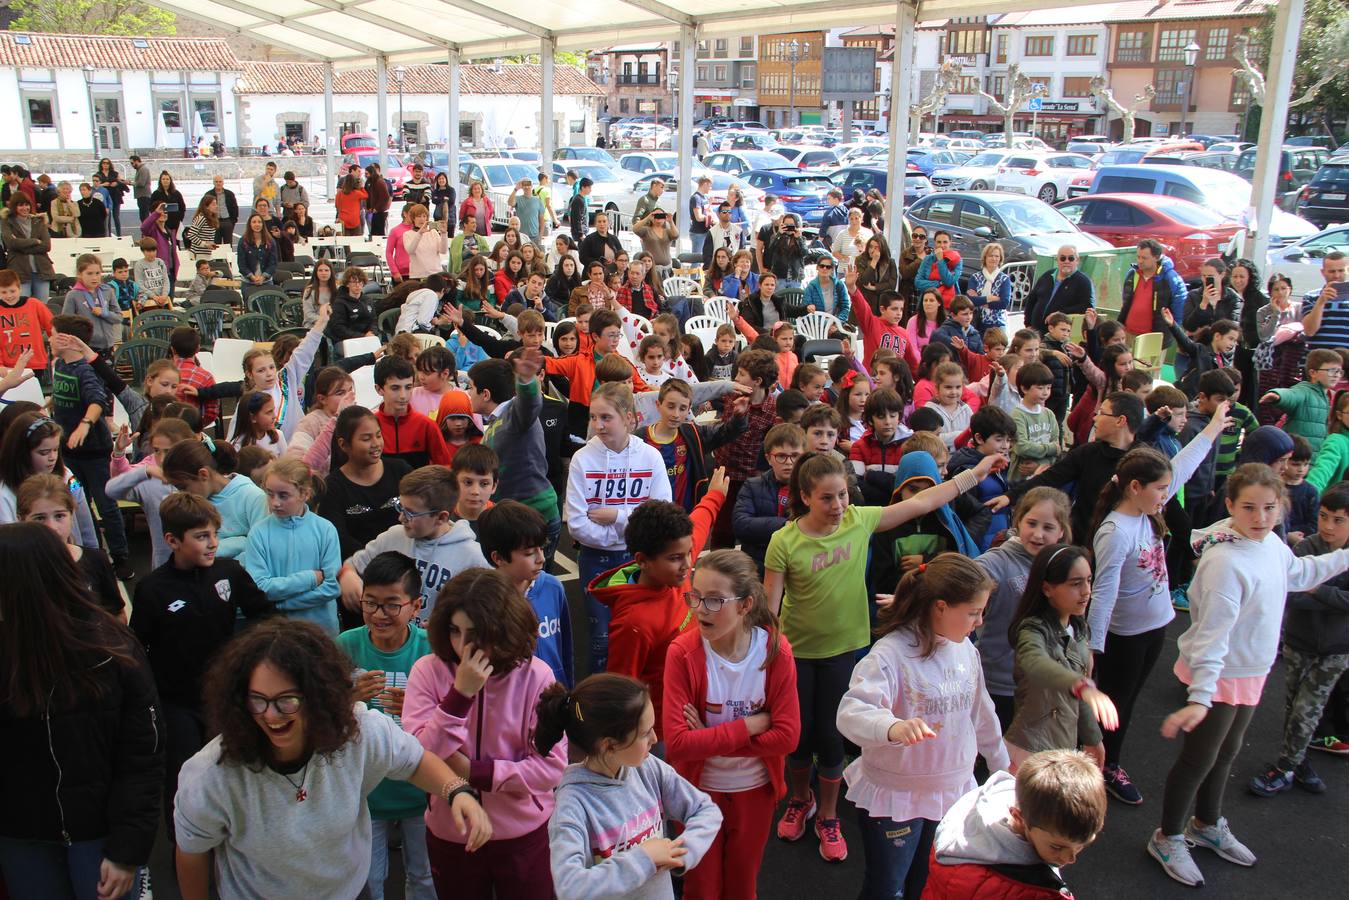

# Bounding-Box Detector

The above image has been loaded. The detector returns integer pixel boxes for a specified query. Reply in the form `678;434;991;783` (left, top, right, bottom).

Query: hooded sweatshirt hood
933;771;1040;867
1189;516;1247;558
890;450;980;557
435;389;484;436
1237;425;1294;466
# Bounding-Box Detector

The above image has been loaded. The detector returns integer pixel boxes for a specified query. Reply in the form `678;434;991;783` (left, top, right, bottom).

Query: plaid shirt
615;283;659;319
175;357;219;426
715;391;777;481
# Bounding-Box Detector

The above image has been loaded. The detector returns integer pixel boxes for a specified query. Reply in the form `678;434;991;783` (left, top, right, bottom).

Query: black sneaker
1248;763;1294;797
1104;763;1143;805
113;556;135;581
1294;760;1327;794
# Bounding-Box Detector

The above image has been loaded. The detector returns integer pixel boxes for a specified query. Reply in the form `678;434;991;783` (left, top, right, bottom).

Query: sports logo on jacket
215;580;232;603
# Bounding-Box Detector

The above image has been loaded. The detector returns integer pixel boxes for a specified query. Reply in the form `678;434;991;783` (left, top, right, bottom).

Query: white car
994;152;1096;204
629;171;766;224
548;161;639;220
616;151;679;176
703;150;790;177
456;157;548;226
930;150;1018;190
1266;224;1349;299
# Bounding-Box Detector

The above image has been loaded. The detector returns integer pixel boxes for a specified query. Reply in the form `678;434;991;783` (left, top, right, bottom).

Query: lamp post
1178;41;1200;138
82;64;98;164
785;38;801;128
394;65;406;151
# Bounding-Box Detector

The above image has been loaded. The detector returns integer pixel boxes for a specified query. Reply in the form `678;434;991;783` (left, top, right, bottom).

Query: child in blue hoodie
162;436;269;563
245;458;342;634
869;449;979;599
947;406;1015;552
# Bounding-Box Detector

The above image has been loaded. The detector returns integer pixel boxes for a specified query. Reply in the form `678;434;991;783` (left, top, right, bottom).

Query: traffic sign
1027;97;1043;112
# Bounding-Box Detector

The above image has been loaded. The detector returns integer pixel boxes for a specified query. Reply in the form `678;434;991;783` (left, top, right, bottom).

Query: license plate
1322;192;1346;201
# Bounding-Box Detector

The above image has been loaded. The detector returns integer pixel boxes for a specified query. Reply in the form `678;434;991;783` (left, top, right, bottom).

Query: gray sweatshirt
482;377;556;516
550;758;722;900
61;283;124;350
174;704;424;900
348;519;488;623
975;536;1035;697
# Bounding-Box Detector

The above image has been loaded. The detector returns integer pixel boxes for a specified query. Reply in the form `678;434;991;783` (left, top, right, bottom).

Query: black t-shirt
317;459;413;559
689;191;709;234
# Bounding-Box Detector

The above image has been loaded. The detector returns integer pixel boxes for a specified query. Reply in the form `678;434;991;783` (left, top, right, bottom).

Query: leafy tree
496;52;587;69
11;0;176;36
1248;0;1348;140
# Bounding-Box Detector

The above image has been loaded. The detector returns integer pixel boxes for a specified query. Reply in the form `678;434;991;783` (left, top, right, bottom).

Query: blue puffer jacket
732;471;786;572
1117;254;1188;341
947;446;1010;552
803;274;852;323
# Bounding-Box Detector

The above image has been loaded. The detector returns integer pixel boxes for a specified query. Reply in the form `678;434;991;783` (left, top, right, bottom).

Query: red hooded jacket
375;405;453;468
922;849;1074;899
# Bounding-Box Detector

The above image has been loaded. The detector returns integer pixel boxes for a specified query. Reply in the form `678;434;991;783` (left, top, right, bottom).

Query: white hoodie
566;435;672;552
1181;518;1349;707
932;771;1040;867
347;519;489;624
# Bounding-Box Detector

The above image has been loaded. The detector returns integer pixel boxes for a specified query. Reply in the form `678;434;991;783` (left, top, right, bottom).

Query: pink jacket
402;653;567;842
386;221;412;279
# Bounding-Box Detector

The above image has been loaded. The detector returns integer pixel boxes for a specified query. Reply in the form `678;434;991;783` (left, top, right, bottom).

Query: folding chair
701;297;731;322
186;303;235;350
794;311;843;341
377;308;401;341
662;276;702;300
207;338;254;382
114;339;171;386
278;298;305;328
247;289;286;322
1133;331;1165;379
230;313;278;342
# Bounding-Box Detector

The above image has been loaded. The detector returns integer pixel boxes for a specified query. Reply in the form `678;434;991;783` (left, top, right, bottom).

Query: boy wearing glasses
131;493;272;844
734;423;805;576
1261;348;1340;454
339;466;489;625
337;551;436;900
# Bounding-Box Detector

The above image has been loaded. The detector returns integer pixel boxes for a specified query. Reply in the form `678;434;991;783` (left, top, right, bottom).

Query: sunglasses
817;263;834;270
1059;255;1077;262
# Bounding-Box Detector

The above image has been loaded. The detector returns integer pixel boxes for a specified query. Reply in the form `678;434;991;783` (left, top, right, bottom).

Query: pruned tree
11;0;176;35
1090;76;1156;144
1233;31;1346;109
978;64;1032;148
910;59;961;143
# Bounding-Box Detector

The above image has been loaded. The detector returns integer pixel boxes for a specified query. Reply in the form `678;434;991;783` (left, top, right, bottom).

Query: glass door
93;96;123;151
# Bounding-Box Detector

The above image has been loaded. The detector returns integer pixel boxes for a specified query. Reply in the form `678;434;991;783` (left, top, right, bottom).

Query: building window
1024;35;1054;57
22;92;56;130
619;98;629;113
570;118;585;135
741;65;756;88
155;95;183;131
992;76;1005;99
1230;73;1251;109
1154;68;1185;104
697;39;709;58
947;29;987;56
953;75;981;94
1116;30;1149;63
1063;76;1093;98
192;97;219;132
714;65;728;81
1158;28;1197;62
1206;27;1229;60
672;41;680;56
714;38;728;58
995;33;1007;63
1066;34;1096;56
1028;76;1052;94
740;36;753;55
696;65;709;81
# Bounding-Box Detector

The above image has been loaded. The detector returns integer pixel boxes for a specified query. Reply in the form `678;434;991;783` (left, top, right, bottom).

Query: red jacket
375;406;453;468
588;489;725;728
0;296;53;370
542;329;648;406
662;626;800;801
852;290;920;373
922;850;1074;899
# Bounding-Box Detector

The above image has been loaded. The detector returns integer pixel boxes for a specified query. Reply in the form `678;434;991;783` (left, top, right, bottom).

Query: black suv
1297;160;1349;229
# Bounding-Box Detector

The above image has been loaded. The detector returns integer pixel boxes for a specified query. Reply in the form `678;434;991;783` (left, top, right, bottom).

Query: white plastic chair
207;338;253;383
351;365;379;409
627;314;652;336
702;297;731;322
794;311;843;341
662;276;702;299
0;370;44;407
341;335;382;358
684;315;725;352
543;321;557;345
412;333;445;352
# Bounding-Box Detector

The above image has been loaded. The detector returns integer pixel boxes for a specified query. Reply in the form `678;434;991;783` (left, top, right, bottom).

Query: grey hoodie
975;537;1035;698
549;757;722;900
348;519;488;624
933;771;1041;868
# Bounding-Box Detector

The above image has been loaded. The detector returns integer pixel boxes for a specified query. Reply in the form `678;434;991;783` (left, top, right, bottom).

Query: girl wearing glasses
175;618;490;900
662;549;801;900
402;567;568;899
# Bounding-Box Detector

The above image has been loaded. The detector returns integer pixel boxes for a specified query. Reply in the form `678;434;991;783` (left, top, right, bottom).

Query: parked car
1266;225;1349;298
930;150;1018;190
829;166;933;207
716;132;780;152
1066;140;1111;155
1208;141;1255;153
703;150;791;177
617;151;679;176
1054;194;1246;280
772;145;842;173
741;169;835;224
1141;151;1240;172
629;171;766;220
456;157;549;226
1087;164;1319;248
1287;134;1340;150
339;150;411;197
992;152;1095;204
548;161;635;220
947;130;987;142
555;146;621;169
340;132;378;154
904;191;1112;266
1295;159;1349;229
1236;146;1331;210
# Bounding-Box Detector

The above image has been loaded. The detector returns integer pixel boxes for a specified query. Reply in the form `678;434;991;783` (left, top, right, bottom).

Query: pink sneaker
776;793;817;842
815;816;848;863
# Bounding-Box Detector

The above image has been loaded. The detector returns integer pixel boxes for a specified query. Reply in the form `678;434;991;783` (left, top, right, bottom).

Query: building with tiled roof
236;62;602;97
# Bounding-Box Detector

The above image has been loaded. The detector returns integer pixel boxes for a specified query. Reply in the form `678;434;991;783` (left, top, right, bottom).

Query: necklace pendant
295;787;307;802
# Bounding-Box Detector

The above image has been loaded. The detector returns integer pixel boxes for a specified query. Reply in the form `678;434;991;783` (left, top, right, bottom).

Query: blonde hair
241;348;272;389
981;242;1004;268
17;473;75;518
264;457;322;501
590;382;636;422
1012;486;1073;544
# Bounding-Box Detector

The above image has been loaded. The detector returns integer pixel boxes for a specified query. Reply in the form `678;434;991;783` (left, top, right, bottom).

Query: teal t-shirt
514;194;545;239
336;624;432;820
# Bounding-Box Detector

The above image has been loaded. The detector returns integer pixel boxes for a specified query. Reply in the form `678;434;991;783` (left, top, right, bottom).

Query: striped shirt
1305;289;1349;352
1215;401;1257;481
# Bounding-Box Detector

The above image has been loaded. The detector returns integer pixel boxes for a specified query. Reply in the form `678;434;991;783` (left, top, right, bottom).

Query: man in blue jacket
820;187;850;244
1117;238;1188;343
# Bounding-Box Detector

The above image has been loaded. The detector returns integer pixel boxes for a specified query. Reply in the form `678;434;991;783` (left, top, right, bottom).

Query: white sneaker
1185;816;1257;866
1148;829;1205;887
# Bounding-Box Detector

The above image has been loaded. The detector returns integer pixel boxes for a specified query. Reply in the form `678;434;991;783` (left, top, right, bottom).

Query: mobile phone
1203;275;1215;289
1334;281;1349;302
165;203;180;213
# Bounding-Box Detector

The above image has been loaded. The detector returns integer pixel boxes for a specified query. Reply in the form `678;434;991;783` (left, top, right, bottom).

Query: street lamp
81;64;98;164
1178;40;1201;138
394;64;406;150
785;38;801;129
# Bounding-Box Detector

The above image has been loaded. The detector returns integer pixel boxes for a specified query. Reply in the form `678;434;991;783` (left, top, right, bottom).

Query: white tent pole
886;1;916;237
1244;0;1304;264
541;38;556;178
677;24;696;252
448;49;461;203
324;62;336;199
376;55;389;172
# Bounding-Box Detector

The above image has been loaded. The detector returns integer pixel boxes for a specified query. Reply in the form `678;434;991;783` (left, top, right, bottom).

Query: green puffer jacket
1004;612;1103;754
1307;431;1349;493
1269;380;1330;453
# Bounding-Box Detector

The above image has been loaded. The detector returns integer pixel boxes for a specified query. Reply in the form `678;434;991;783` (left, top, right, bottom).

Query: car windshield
570;164;622;183
571;148;619;167
991;196;1078;235
741;151;788;169
345;136;376;149
1151;199;1230;227
782;176;834;190
1100;150;1146;165
966;153;1007;167
645;153;678;169
482;163;538;187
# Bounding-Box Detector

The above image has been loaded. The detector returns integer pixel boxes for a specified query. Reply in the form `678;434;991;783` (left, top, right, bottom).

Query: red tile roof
238;61;603;96
0;31;239;70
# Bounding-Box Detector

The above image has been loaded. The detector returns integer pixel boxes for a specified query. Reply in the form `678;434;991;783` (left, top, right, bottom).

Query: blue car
906;148;972;177
741;168;836;225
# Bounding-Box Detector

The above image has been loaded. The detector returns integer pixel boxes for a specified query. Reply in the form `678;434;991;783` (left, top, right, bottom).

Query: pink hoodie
402;653;567;842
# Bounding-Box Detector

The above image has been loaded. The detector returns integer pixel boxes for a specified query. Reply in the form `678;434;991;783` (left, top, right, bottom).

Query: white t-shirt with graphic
700;626;771;792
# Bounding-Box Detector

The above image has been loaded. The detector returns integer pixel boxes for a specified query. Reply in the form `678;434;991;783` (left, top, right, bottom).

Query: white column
841;102;853;145
324;62;336;199
886;1;916;236
677;24;697;253
376;56;389;171
1244;0;1304;264
541;37;556;168
448;49;461;199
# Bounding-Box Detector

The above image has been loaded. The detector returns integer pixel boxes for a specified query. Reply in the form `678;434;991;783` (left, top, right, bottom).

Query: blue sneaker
1172;587;1190;611
1248;763;1294;797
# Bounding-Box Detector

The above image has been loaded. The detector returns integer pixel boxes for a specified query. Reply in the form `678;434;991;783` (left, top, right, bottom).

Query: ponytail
787;452;846;519
534;673;649;758
163;434;238;479
697;549;782;669
876;553;993;658
1090;447;1171;541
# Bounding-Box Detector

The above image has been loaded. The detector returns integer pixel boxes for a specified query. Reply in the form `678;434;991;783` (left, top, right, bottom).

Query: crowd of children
3;206;1349;900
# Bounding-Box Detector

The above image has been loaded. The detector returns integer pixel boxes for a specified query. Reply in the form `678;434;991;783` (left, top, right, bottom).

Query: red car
337;149;412;198
1053;193;1246;280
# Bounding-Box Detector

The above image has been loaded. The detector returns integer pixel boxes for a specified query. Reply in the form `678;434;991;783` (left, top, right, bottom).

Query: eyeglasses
770;451;801;464
1059;255;1077;262
360;599;415;617
393;498;438;520
1314;367;1344;377
817;264;834;271
683;591;743;613
244;693;302;716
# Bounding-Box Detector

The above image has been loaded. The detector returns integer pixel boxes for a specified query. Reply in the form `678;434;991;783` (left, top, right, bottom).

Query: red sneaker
815;816;848;863
776;793;817;842
1310;736;1349;755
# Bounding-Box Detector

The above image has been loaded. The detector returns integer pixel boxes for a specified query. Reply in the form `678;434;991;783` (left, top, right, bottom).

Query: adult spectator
401;164;433;207
633;209;679;288
1026;244;1094;333
386;205;416;285
914;230;962;306
449;214;490;274
1182;257;1241;332
130;155;153;221
92;158;128;237
33;174;56;218
459;180;494;238
49;181;79;238
204;175;239;247
579;210;622;270
252;161;279;207
819;187;849;244
830;206;872;268
1300;250;1349;353
508;176;547;246
185;195;220;261
688;176;712;257
148;171;186;236
251;198;282;234
334;171;367;237
804;255;852;321
1;193;55;299
764;213;808;289
567;178;591;243
898;224;928;303
633;176;667;221
237;213;278;297
402;204;447;280
704;202;744;266
1117;237;1187;342
288;203;314;243
430;172;456;234
277;171;309;219
365;164;391;237
76;184;107;239
855;233;899;314
754;194;783;273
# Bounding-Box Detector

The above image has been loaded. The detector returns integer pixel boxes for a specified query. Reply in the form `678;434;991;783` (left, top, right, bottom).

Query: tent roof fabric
238;61;603;94
0;31;240;70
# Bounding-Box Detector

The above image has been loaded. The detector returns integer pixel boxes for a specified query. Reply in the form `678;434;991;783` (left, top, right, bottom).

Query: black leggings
1161;702;1256;835
789;651;855;779
1094;626;1168;767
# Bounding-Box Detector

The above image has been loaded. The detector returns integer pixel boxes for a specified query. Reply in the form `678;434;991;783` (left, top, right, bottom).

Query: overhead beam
151;4;337;61
614;0;693;26
194;0;381;56
431;0;552;39
304;0;459;51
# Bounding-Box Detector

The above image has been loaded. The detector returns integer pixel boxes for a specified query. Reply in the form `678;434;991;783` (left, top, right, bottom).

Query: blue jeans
578;544;629;674
690;230;709;257
0;835;139;900
368;816;435;900
543;516;562;572
856;812;937;900
21;274;50;301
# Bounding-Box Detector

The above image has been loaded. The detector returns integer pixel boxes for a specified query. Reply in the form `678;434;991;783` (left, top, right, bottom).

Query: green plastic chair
247;289;286;322
377;307;401;342
231;313;279;342
186;303;234;350
114;339;171;386
776;288;807;320
131;318;180;342
278;298;305;328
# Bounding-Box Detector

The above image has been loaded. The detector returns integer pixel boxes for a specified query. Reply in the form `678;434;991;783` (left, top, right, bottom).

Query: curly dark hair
624;499;693;559
202;619;359;769
427;568;538;674
736;348;778;391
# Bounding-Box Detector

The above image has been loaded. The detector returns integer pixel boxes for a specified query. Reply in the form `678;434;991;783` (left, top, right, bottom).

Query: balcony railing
617;74;661;85
1115;48;1150;63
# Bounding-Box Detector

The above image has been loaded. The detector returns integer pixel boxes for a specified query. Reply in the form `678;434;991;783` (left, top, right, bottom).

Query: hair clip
836;369;860;391
200;433;216;453
25;415;55;439
917;563;926;574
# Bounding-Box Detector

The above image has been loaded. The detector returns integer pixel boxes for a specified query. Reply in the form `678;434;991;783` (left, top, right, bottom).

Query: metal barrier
1002;261;1038;314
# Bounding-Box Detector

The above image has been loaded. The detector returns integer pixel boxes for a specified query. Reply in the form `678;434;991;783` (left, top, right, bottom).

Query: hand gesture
682;703;704;731
1203;280;1219;307
1319;282;1338;305
353;670;385;704
1161;307;1175;327
180;384;200;399
899;554;925;573
380;686;406;719
948;335;967;352
114;425;136;455
1064;342;1086;360
68;421;90;450
729;394;750;417
887;717;938;746
315;303;332;331
973;452;1006;480
1083;307;1098;329
641;836;688;872
451;792;493;852
588;506;619;525
1161;702;1208;739
726;299;739;319
1080;684;1119;731
439;302;464;327
874;593;895;609
453;645;494;697
707;465;730;497
805;304;816;314
844;265;859;289
512;346;544;381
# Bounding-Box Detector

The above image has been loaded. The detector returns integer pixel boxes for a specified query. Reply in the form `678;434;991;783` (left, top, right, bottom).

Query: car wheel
1037;184;1057;203
970;180;987;190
